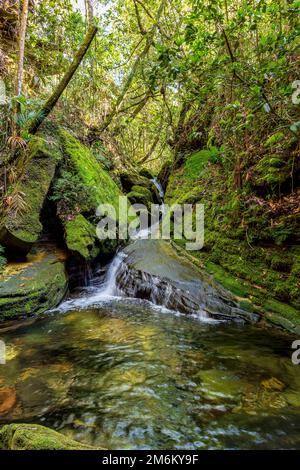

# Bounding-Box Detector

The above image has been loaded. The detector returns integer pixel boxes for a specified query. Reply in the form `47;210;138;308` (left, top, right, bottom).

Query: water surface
0;297;299;450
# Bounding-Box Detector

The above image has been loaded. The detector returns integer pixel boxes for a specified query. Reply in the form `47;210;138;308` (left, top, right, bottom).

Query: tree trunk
12;0;29;136
28;26;97;135
85;0;94;27
99;0;166;133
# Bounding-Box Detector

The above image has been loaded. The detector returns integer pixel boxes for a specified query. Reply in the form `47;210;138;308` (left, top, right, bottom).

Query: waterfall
132;177;166;240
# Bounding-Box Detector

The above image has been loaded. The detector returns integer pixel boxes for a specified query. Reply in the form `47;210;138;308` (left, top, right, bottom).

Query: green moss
58;131;123;260
166;151;300;333
127;191;152;211
0;252;67;320
264;132;284;148
184;149;212;180
0;244;6;273
131;185;154;202
238;299;259;313
64;214;99;260
60;130;121;213
0;424;104;450
205;261;250;297
264;299;300;324
255;154;292;186
0;136;61;254
119;170;154;192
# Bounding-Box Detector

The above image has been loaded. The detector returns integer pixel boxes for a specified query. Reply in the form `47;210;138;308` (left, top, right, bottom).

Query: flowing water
0;262;300;450
0;178;300;449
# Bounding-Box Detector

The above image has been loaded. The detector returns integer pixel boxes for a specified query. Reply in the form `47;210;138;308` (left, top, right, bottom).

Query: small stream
0;179;300;449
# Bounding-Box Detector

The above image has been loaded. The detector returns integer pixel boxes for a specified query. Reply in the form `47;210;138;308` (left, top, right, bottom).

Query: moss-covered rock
0;249;67;320
60;130;121;212
127;185;154;211
119;170;153;193
140;168;154;179
64;214;99;261
131;185;154;201
0;136;61;255
58;130;122;259
0;423;104;450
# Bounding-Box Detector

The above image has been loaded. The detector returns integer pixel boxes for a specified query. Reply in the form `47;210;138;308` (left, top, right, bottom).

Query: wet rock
119;170;160;203
0;250;68;320
127;185;154;212
0;423;105;450
116;240;260;323
119;170;153;192
0;388;17;415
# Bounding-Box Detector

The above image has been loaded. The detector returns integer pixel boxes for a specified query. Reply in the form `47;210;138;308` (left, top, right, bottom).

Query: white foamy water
55;251;126;312
54;177;219;323
132;177;166;240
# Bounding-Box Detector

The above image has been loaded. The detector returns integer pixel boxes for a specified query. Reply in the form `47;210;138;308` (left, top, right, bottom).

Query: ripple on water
0;301;299;449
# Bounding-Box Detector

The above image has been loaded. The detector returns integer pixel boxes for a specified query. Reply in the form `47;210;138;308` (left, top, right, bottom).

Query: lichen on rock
0;423;105;450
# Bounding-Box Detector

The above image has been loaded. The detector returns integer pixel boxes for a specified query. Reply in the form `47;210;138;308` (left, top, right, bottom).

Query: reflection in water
0;299;300;450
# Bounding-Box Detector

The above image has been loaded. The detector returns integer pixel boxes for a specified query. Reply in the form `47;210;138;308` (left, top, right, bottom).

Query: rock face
0;136;61;256
116;240;260;323
0;249;67;320
0;423;104;450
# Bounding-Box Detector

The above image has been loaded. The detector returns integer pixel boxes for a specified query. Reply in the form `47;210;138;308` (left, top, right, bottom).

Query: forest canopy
0;0;299;172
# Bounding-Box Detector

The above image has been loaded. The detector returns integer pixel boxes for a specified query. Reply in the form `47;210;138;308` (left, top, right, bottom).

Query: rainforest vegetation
0;0;299;452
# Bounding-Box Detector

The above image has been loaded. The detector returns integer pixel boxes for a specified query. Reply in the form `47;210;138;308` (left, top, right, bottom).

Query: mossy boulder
0;423;104;450
60;130;121;212
64;214;99;261
131;185;154;201
0;136;61;255
119;170;153;193
0;250;67;321
127;185;154;211
58;130;122;259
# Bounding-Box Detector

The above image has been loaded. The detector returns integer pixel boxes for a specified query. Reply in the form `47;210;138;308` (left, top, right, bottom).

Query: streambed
0;291;300;450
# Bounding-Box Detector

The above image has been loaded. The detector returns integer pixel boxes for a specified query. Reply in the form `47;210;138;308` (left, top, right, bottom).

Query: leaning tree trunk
12;0;29;136
99;0;166;133
85;0;94;27
28;25;97;135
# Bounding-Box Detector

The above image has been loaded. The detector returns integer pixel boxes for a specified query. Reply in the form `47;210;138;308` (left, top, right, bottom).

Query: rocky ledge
0;248;68;321
116;239;260;324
